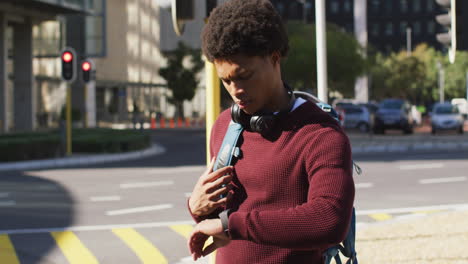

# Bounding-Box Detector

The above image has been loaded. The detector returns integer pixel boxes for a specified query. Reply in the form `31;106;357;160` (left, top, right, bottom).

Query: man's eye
223;79;231;85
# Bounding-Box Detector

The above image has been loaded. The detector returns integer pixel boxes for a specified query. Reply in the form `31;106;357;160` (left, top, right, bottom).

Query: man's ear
270;52;281;66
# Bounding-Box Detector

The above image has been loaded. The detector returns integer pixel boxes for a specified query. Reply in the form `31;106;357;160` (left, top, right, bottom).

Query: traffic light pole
66;84;72;156
205;60;220;164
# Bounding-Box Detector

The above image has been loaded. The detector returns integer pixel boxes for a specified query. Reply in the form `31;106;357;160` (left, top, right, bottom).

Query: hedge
0;129;151;162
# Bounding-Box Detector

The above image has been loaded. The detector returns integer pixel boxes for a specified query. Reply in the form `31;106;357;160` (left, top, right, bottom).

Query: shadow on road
0;171;74;263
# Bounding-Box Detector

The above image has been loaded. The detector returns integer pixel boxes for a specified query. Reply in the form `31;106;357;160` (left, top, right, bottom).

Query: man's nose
231;82;246;98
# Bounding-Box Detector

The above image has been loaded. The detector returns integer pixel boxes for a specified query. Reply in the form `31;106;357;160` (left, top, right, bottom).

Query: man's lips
236;100;251;109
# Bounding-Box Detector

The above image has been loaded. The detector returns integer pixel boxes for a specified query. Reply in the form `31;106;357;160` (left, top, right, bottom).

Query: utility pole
437;61;445;103
316;0;328;103
406;27;412;56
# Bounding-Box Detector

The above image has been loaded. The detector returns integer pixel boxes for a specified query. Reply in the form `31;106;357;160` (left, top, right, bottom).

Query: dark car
374;99;414;134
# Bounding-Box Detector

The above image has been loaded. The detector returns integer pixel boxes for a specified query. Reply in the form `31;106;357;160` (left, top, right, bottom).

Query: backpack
214;91;358;264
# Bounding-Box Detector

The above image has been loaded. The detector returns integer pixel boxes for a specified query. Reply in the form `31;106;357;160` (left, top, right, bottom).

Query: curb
0;144;166;172
351;141;468;154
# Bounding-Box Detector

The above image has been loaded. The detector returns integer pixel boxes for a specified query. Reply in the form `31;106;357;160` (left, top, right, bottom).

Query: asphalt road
0;129;467;264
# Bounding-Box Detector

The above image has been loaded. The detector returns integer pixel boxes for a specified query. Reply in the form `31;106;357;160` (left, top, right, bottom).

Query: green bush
0;134;61;162
0;129;151;162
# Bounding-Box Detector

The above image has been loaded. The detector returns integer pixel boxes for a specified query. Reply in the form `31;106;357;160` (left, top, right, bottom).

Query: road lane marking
0;235;20;264
356;203;468;216
355;183;373;189
50;231;98;264
90;196;121;202
0;220;195;235
0;201;16;207
398;163;444;170
169;225;193;239
120;181;174;189
113;228;168;264
419;176;467;184
0;192;9;198
369;213;392;221
106;204;173;216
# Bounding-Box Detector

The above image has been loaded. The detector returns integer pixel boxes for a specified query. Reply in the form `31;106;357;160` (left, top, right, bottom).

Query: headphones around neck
231;85;296;134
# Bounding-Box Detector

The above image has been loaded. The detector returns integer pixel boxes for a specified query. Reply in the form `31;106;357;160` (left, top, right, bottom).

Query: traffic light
172;0;194;36
81;59;93;83
435;0;468;63
61;48;76;82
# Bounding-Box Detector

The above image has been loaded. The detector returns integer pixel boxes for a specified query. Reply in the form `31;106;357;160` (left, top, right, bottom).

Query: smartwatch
218;209;232;237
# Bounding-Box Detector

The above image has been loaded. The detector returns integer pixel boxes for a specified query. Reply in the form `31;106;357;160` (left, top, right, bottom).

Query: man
187;0;355;263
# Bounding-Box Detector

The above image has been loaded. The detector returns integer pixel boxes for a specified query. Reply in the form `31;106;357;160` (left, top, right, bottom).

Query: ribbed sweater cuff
228;211;249;240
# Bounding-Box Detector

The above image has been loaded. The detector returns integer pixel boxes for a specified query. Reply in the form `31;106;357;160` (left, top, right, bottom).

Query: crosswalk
0;225;198;264
0;206;465;264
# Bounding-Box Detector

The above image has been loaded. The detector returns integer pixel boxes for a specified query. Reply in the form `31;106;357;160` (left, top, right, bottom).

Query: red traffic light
62;51;73;63
82;61;91;71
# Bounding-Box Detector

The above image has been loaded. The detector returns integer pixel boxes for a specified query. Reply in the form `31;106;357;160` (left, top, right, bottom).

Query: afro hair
202;0;289;62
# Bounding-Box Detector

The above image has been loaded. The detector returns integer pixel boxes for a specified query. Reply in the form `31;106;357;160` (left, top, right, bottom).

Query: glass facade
400;21;408;35
33;21;65;57
400;0;408;13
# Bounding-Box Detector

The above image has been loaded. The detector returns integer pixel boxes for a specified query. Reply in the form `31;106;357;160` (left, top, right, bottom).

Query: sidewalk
353;210;468;264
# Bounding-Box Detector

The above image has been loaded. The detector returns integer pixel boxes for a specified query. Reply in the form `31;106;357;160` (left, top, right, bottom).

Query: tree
281;22;366;97
159;42;204;119
444;50;468;100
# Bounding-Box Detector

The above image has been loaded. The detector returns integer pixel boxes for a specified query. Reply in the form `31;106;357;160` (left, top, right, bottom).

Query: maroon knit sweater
190;101;355;264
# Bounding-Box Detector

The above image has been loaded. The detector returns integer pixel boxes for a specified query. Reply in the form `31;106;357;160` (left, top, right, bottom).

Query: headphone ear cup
250;115;275;134
231;104;251;128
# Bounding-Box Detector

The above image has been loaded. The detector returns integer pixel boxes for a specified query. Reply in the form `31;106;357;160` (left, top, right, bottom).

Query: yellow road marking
169;224;193;239
170;224;217;263
0;234;20;264
369;213;392;221
112;228;168;264
51;231;98;264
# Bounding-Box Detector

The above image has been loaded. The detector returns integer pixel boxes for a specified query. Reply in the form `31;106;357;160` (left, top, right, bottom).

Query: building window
413;21;421;35
385;1;392;13
276;2;285;16
371;23;379;36
344;0;352;13
427;0;434;12
385;22;394;36
400;21;408;35
330;1;339;14
414;0;421;12
400;0;408;13
427;21;436;34
371;0;380;13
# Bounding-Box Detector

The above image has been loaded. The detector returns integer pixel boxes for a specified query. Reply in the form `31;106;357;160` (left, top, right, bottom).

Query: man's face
214;54;279;115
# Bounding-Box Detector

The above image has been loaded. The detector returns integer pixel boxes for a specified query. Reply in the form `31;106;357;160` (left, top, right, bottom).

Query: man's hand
189;158;233;217
188;219;231;261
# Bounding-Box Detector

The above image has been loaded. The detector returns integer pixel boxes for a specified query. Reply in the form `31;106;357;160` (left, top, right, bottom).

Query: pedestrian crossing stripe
369;213;392;221
51;231;99;264
113;228;168;264
169;224;193;239
0;234;20;264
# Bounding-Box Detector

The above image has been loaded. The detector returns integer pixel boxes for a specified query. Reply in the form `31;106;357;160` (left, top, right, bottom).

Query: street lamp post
316;0;328;103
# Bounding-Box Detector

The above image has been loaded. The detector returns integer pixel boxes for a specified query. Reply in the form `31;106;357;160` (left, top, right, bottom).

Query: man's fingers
203;166;233;184
210;184;232;200
206;176;232;194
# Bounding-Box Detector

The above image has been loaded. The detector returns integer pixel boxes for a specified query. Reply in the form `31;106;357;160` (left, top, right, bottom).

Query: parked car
451;98;468;119
340;104;372;132
431;103;464;134
374;99;414;134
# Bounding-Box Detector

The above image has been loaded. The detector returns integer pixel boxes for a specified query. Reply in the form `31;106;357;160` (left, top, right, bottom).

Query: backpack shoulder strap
214;122;244;170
